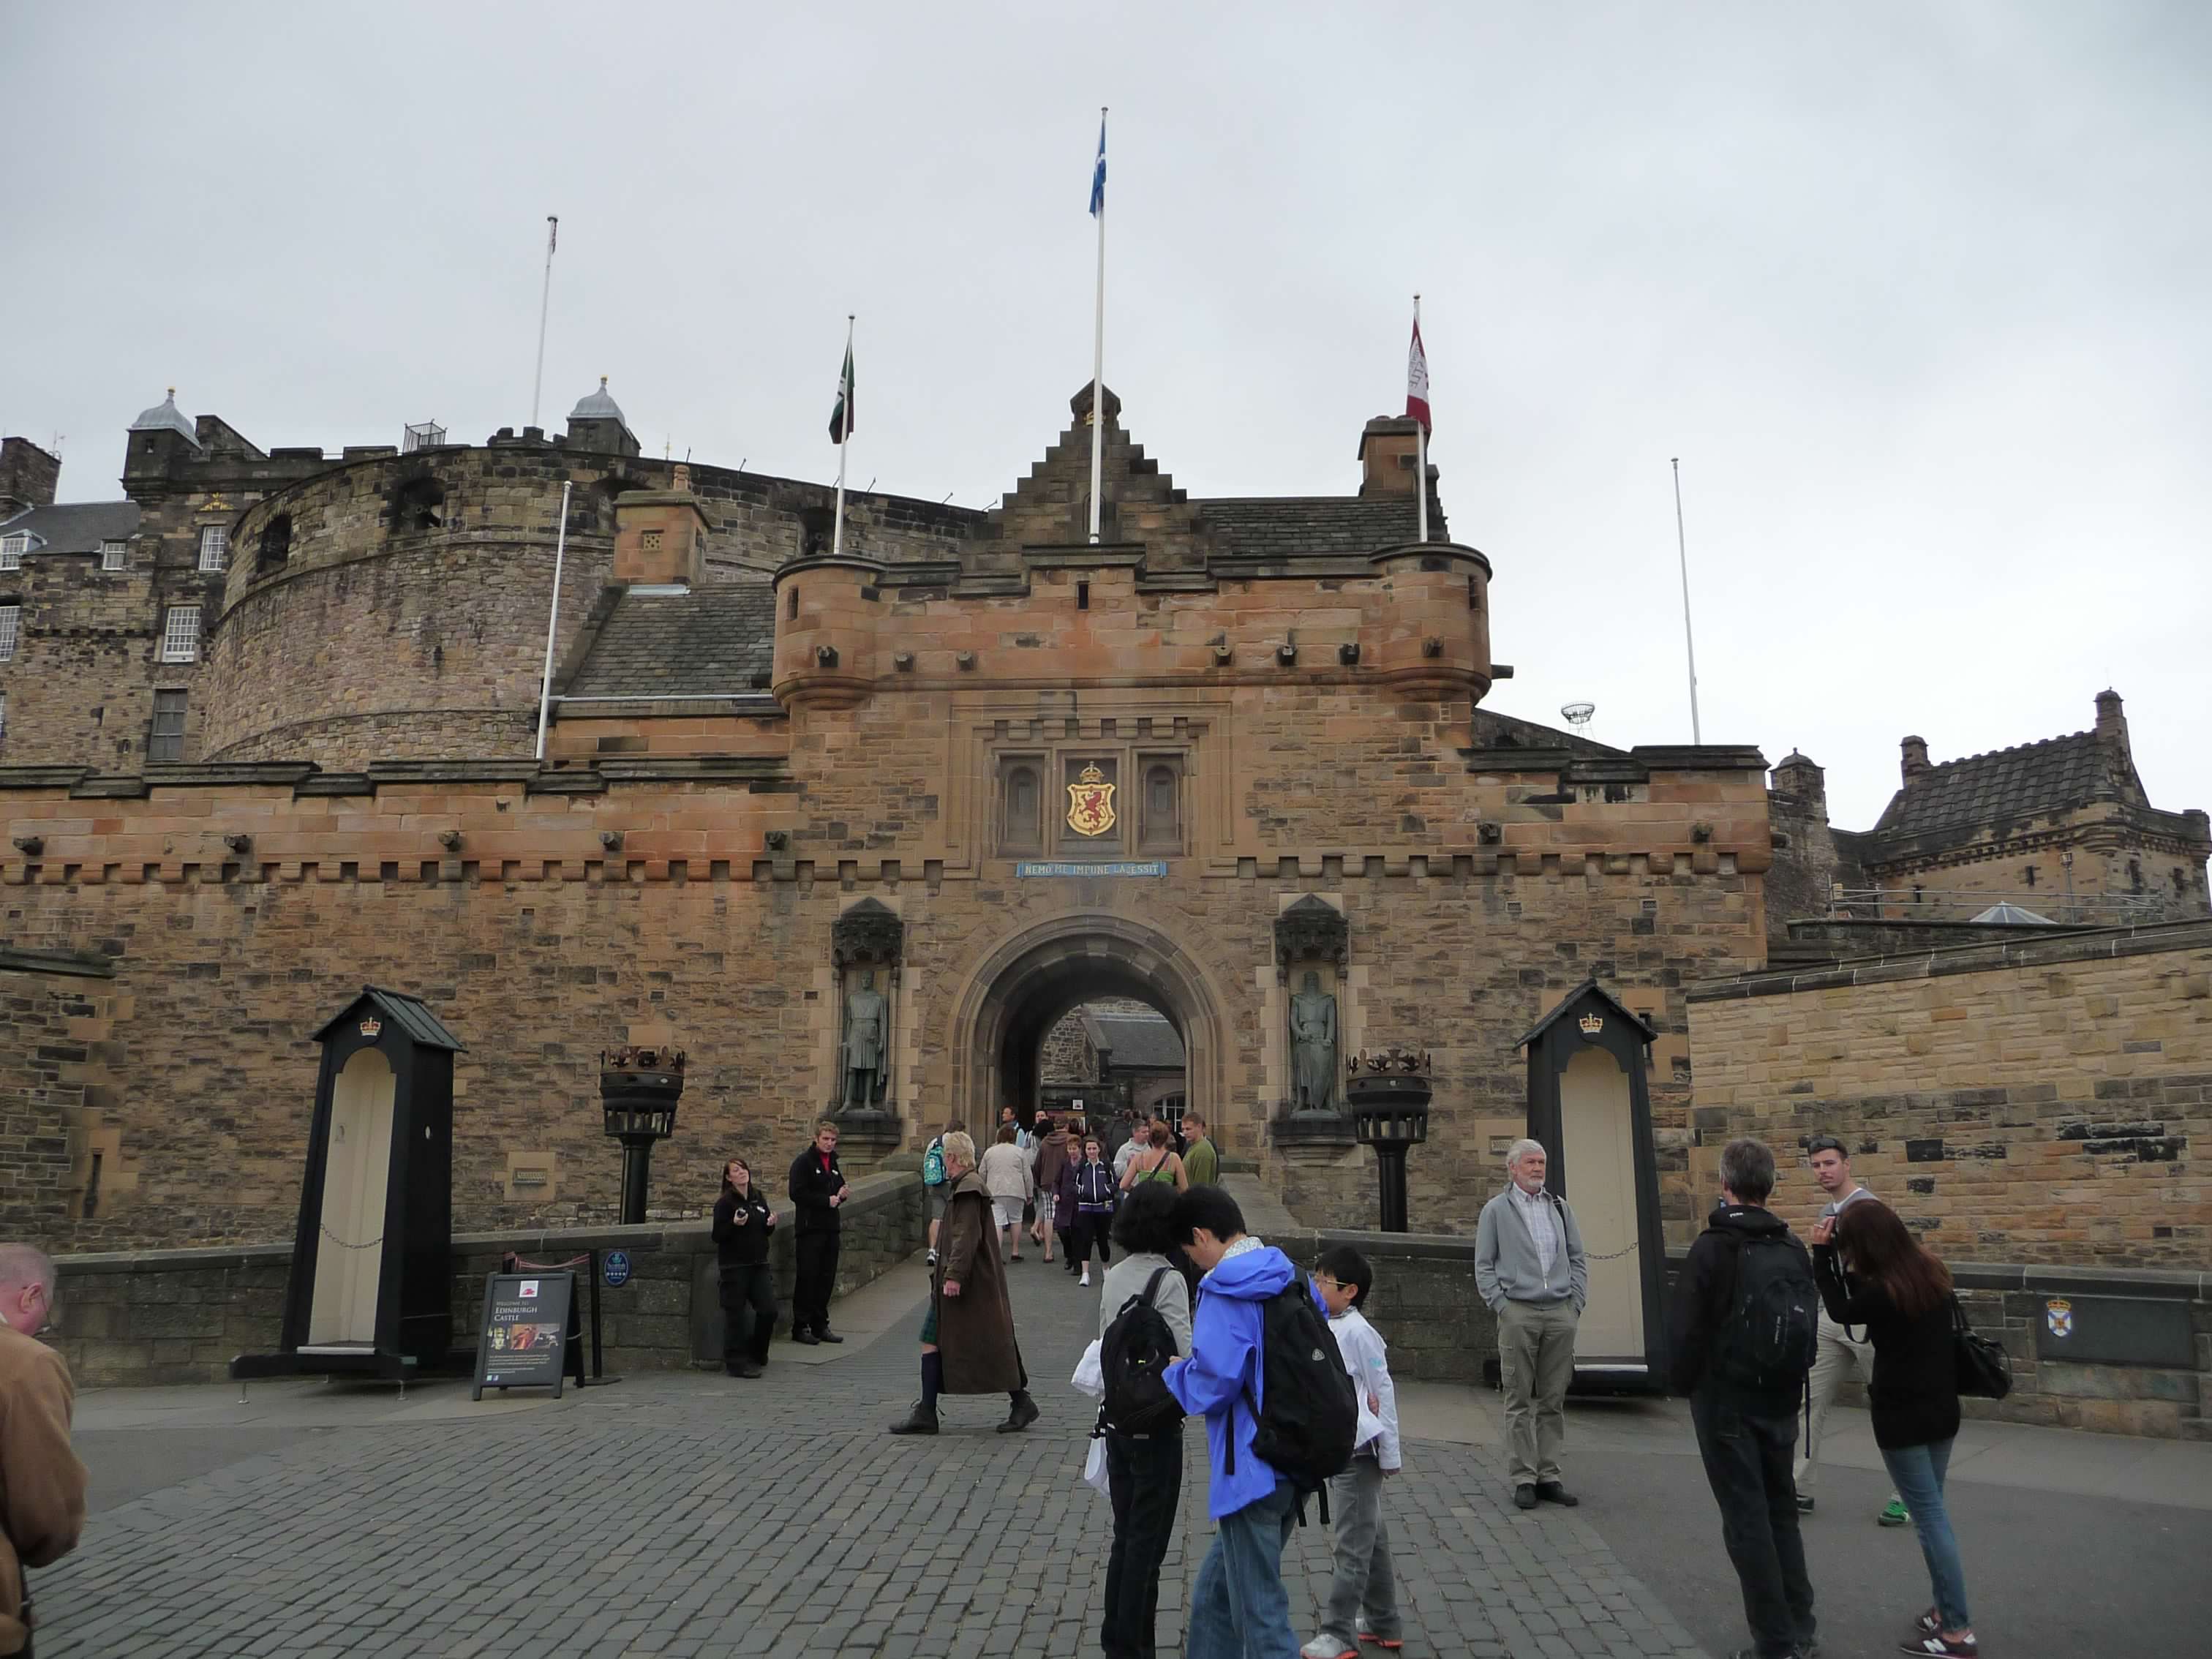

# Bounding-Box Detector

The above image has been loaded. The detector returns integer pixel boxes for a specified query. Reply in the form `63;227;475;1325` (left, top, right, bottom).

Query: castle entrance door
948;914;1231;1153
308;1046;395;1347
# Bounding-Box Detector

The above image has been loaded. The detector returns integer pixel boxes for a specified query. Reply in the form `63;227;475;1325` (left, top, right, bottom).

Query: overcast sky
7;2;2206;832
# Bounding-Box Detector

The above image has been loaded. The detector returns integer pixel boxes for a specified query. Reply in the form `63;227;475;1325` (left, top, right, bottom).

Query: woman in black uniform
712;1155;778;1378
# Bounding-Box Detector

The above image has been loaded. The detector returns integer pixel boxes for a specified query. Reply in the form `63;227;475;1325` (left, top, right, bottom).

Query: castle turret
567;377;641;459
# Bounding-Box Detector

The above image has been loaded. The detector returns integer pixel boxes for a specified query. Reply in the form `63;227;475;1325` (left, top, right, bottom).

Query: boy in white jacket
1304;1244;1402;1659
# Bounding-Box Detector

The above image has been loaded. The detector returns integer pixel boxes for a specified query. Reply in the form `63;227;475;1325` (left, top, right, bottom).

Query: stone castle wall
1688;920;2212;1267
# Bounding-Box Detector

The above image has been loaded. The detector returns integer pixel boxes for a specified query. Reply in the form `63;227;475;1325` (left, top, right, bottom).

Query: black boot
888;1400;939;1435
998;1390;1039;1433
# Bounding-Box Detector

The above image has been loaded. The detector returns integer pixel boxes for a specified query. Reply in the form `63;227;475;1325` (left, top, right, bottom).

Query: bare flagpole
1088;108;1107;545
832;315;854;559
530;215;559;429
1414;293;1428;546
533;480;574;762
1671;456;1703;745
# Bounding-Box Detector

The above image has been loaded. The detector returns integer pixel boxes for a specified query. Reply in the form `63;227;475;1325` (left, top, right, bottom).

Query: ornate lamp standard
1347;1049;1432;1233
601;1047;685;1224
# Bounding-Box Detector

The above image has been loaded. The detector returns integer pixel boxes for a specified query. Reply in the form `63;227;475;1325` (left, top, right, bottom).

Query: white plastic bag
1083;1430;1111;1495
1071;1337;1105;1401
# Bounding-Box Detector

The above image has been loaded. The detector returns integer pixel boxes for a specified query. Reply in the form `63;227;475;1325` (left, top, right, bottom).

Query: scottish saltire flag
1089;117;1106;217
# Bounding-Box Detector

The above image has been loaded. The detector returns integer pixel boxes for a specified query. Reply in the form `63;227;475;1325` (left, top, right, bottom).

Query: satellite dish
1560;701;1596;731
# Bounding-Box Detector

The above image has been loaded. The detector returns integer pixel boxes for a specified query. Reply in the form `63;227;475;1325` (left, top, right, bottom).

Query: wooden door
308;1047;395;1347
1560;1046;1643;1365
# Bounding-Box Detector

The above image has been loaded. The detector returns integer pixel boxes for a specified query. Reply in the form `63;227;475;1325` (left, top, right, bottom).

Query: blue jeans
1187;1477;1299;1659
1880;1439;1970;1630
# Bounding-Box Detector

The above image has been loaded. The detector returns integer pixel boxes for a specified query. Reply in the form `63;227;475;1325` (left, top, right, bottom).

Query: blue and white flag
1088;116;1106;217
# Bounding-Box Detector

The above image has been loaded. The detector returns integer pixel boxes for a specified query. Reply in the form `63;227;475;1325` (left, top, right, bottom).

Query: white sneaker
1080;1271;1091;1286
1301;1636;1355;1659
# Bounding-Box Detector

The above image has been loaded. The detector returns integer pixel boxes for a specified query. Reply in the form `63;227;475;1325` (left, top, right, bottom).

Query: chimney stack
1900;735;1931;783
2094;688;2129;749
1357;415;1423;497
0;437;61;516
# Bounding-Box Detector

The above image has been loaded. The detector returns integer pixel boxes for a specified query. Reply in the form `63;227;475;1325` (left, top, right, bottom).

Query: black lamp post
601;1047;686;1224
1347;1049;1432;1233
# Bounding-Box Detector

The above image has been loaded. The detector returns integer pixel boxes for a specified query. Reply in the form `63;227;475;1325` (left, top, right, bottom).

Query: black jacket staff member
787;1122;849;1344
712;1156;778;1377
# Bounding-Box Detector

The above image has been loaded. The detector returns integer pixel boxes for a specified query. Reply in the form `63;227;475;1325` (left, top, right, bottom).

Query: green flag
828;343;854;443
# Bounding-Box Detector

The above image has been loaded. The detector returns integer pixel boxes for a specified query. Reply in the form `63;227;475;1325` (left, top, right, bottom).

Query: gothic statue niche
1274;895;1349;1116
830;898;904;1116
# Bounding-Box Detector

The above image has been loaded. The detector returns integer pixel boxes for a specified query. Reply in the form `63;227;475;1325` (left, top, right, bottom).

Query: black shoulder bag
1950;1295;2012;1400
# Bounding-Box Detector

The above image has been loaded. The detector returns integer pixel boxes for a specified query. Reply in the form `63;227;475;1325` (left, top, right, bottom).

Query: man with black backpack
1666;1137;1821;1659
1164;1186;1358;1659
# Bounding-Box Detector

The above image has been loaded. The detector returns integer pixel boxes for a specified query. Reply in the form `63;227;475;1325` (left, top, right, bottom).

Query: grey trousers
1792;1307;1872;1489
1321;1456;1399;1642
1497;1295;1579;1486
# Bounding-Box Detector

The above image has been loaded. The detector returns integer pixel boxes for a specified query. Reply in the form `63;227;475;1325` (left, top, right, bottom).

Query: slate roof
0;500;140;554
310;985;465;1051
1871;729;2131;838
564;584;778;698
1088;1012;1185;1071
1465;706;1628;759
1195;494;1448;558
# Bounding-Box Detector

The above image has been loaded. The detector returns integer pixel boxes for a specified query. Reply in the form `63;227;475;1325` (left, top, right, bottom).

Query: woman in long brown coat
888;1129;1038;1434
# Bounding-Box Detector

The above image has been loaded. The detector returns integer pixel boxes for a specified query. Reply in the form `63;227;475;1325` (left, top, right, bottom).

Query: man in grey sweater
1474;1139;1588;1509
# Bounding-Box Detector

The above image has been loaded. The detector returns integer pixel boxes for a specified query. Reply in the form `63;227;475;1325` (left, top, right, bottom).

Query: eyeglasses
1310;1273;1344;1292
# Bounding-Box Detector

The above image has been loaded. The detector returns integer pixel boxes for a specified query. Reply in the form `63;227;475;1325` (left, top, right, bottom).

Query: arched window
258;513;292;568
1002;762;1042;852
1140;760;1181;851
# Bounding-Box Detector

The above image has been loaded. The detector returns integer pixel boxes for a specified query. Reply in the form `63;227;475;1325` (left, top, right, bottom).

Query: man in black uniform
788;1121;849;1344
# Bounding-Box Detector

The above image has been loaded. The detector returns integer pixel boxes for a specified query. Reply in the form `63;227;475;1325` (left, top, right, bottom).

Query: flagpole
1671;456;1704;745
1413;293;1428;546
832;315;854;560
534;480;573;762
1088;107;1107;546
530;215;558;429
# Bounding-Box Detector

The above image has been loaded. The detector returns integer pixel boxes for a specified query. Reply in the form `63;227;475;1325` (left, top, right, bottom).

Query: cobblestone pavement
44;1253;1706;1658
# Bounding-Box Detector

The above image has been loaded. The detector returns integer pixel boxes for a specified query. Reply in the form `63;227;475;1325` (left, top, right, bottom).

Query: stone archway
944;913;1233;1145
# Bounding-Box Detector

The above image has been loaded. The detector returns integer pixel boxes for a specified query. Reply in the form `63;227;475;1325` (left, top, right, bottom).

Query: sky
6;1;2207;831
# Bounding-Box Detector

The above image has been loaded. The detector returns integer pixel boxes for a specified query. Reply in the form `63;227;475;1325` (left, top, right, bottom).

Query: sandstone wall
1688;920;2212;1266
50;1171;924;1386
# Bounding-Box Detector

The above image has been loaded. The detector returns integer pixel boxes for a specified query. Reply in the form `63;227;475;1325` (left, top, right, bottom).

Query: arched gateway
944;913;1233;1143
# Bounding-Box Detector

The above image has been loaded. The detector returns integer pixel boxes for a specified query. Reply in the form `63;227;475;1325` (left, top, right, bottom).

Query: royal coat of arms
1066;763;1117;837
2045;1298;2072;1339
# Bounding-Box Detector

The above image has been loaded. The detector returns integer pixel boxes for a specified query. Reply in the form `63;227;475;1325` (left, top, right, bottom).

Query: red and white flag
1405;315;1432;434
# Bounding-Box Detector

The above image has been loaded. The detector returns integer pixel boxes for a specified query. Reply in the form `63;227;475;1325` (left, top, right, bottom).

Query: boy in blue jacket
1163;1185;1304;1659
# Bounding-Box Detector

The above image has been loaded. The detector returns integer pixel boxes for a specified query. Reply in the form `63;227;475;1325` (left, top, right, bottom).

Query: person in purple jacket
1162;1185;1302;1659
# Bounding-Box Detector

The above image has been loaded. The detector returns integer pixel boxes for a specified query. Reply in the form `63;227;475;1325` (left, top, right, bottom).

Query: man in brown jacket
887;1132;1037;1435
0;1245;87;1658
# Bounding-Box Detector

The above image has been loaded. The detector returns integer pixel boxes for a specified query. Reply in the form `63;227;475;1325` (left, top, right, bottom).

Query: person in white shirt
1794;1133;1908;1527
1303;1244;1402;1659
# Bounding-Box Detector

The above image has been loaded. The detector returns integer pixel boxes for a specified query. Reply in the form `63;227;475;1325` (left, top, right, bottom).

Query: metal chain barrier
1583;1237;1640;1262
319;1223;384;1251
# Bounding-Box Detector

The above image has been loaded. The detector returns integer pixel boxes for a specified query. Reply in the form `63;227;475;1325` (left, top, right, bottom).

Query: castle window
198;525;227;571
259;514;292;568
0;692;7;747
101;541;127;571
0;603;18;661
147;688;187;762
2023;865;2037;888
2128;858;2144;894
1139;758;1182;852
0;534;26;571
159;604;201;663
1001;759;1044;852
392;475;445;533
787;587;800;621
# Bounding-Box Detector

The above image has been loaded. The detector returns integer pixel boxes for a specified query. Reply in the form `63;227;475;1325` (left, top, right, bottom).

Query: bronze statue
841;968;887;1109
1290;969;1339;1113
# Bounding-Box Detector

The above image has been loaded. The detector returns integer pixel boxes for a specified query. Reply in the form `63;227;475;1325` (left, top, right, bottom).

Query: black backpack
1718;1231;1820;1391
1225;1282;1359;1505
1101;1267;1186;1436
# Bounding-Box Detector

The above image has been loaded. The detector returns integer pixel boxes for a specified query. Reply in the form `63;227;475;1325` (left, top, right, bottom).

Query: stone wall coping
0;756;802;800
1662;1246;2206;1301
53;1172;918;1278
1689;917;2212;1003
